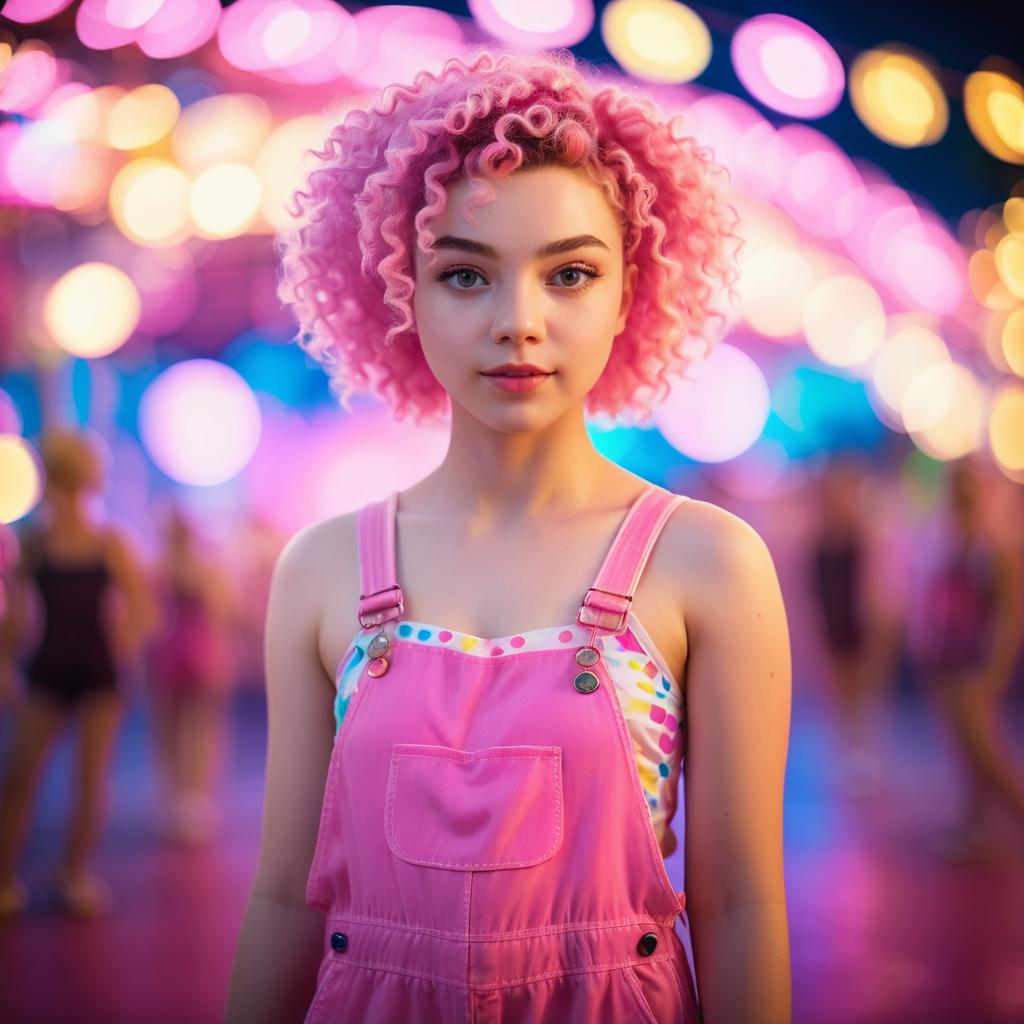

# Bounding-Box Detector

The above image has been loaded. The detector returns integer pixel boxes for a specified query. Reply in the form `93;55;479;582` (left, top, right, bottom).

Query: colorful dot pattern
334;617;684;851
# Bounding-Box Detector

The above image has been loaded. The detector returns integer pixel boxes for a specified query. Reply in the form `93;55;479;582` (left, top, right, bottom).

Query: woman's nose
490;277;546;345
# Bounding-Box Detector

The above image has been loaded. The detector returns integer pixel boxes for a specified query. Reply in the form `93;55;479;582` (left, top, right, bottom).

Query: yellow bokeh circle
43;262;141;358
849;49;948;147
0;435;42;524
601;0;712;84
989;386;1024;471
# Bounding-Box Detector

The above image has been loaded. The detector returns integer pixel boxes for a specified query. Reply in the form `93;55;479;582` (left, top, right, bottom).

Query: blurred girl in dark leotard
0;428;157;916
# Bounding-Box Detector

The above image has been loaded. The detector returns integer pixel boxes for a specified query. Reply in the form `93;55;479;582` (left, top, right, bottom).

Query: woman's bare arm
681;503;793;1024
224;520;340;1024
104;528;160;659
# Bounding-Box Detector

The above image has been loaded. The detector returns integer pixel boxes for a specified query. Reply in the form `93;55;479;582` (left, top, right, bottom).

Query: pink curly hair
278;47;741;427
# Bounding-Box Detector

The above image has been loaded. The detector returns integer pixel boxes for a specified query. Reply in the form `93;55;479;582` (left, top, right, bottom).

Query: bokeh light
217;0;357;82
849;49;948;148
43;262;141;358
739;246;814;339
678;94;776;201
994;231;1024;298
0;42;59;114
136;0;221;60
7;118;79;206
172;93;272;173
469;0;595;49
1005;196;1024;232
0;390;22;435
2;0;75;21
109;158;191;245
730;13;844;119
76;0;141;50
1003;308;1024;376
50;145;112;213
189;163;263;238
964;65;1024;165
83;84;127;146
902;361;985;460
40;83;98;141
0;435;42;524
346;6;465;89
989;386;1024;472
105;1;169;30
771;124;863;238
139;359;261;486
802;275;886;370
871;324;950;423
653;343;770;462
254;114;326;231
107;83;180;150
969;247;1017;309
601;0;712;84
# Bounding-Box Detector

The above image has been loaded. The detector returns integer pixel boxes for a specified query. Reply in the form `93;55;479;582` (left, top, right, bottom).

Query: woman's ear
615;261;638;335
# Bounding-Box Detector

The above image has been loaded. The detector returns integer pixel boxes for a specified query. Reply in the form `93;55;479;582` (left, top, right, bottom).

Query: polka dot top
333;613;685;858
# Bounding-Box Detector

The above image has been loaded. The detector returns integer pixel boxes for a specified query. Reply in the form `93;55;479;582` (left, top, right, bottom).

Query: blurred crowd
0;426;279;917
0;425;1021;921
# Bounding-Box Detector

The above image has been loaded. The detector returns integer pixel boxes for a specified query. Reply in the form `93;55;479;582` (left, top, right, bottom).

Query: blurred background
0;1;1023;1022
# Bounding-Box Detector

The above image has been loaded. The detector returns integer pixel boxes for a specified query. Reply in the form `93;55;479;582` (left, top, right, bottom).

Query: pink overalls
304;485;700;1022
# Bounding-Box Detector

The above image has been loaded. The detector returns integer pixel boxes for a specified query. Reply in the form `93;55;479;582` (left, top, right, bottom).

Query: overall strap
356;490;404;629
576;486;689;637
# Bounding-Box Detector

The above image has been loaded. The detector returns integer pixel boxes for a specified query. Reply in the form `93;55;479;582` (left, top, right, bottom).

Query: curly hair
278;47;741;427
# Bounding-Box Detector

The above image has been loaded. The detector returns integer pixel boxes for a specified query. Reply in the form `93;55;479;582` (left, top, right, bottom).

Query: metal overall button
574;646;600;667
573;670;600;693
330;932;348;952
636;932;658;956
367;631;391;659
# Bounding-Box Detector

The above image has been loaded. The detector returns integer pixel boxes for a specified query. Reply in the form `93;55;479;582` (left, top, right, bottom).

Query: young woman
226;49;792;1023
0;428;156;916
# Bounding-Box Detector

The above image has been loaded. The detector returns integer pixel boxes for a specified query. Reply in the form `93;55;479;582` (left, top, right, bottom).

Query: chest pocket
384;744;563;871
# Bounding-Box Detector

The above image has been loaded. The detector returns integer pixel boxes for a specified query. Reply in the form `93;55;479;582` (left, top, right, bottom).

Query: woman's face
412;164;636;433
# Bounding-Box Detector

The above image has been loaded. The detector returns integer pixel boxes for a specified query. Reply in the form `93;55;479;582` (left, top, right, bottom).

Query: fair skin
226;164;792;1023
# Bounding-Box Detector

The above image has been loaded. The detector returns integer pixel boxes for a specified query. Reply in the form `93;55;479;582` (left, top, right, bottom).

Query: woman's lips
482;372;553;393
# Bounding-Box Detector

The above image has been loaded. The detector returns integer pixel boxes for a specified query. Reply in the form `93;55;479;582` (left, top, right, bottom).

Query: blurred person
147;503;236;845
807;456;906;798
914;458;1024;861
808;457;880;795
0;428;157;917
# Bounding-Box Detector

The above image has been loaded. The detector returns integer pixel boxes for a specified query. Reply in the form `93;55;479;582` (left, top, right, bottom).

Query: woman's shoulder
278;509;358;566
272;506;367;602
663;496;779;613
666;495;771;565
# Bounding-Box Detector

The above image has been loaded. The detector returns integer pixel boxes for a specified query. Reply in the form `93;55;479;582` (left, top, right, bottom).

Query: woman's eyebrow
430;234;611;258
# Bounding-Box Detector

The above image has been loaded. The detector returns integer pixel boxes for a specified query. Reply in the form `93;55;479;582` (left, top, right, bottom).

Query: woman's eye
436;268;486;289
555;267;590;288
452;269;485;289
